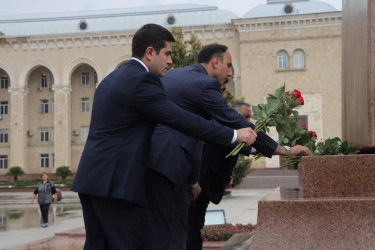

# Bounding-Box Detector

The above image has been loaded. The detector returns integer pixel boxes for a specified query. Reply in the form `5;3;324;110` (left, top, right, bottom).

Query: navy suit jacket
71;60;235;206
148;63;278;188
199;144;252;204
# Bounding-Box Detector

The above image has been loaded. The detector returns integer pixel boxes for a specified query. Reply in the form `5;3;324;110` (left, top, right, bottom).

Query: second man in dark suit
186;100;255;250
146;43;312;249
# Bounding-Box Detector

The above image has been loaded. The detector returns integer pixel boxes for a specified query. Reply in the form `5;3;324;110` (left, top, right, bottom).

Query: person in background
31;172;57;228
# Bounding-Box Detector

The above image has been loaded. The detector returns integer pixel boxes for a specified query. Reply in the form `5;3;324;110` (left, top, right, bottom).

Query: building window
52;153;55;168
93;72;98;85
41;74;48;88
0;155;8;169
40;128;49;142
0;75;9;89
293;50;305;69
277;51;288;69
81;126;89;141
40;154;49;168
79;20;88;30
166;14;176;25
40;100;49;114
283;3;295;14
0;101;8;115
51;128;55;142
0;129;8;143
81;72;90;86
81;98;90;112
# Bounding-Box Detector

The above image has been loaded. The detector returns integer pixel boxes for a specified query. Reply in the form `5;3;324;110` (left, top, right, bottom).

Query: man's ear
144;46;155;61
211;56;220;69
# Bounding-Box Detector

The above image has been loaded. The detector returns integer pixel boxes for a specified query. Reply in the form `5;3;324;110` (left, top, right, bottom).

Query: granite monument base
249;155;375;249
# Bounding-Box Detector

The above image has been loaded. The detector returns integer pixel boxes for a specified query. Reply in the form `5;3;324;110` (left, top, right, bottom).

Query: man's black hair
197;44;228;64
132;23;175;59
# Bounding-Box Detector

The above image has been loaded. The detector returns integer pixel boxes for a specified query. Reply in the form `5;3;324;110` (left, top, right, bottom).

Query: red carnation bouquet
227;84;304;158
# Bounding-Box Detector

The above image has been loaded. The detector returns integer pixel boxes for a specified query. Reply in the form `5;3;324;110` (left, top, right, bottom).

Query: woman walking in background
31;172;57;228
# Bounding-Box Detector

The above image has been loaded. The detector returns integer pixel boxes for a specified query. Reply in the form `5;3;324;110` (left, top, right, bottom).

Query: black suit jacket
148;63;278;187
199;143;252;204
71;60;235;206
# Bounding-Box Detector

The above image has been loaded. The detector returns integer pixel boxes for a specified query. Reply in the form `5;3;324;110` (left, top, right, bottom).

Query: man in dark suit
71;24;256;250
186;100;255;250
146;43;312;249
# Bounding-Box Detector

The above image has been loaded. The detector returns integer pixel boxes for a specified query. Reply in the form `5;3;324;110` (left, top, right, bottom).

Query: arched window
293;50;305;68
277;51;288;69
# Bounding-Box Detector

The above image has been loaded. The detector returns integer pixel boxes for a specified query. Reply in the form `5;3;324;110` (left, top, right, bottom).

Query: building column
233;76;241;100
53;85;72;169
9;87;28;171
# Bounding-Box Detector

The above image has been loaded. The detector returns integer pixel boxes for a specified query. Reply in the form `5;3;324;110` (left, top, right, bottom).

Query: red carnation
297;96;304;105
300;125;307;129
285;91;289;96
308;131;317;138
292;89;302;98
319;141;324;145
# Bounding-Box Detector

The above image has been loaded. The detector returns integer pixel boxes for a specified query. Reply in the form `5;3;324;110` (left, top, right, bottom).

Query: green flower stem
282;155;304;167
225;126;264;158
226;97;286;158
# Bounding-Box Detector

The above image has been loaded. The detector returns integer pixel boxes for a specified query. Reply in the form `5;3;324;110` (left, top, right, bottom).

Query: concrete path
0;169;299;249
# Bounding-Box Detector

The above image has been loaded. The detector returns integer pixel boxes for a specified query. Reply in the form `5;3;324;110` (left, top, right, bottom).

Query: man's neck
200;63;212;77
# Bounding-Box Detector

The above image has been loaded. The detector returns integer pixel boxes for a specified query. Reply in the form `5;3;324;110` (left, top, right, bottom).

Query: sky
0;0;342;17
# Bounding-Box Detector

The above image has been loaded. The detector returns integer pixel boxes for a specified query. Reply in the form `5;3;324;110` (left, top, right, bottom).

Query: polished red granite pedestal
249;155;375;249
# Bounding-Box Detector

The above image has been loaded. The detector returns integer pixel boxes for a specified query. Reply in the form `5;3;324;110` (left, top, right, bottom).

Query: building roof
0;4;238;38
243;0;337;18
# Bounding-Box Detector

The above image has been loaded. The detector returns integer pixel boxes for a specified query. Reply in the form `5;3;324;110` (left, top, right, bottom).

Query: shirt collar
131;57;149;72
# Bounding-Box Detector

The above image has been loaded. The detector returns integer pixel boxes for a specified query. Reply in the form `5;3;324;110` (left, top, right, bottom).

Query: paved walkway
0;169;299;249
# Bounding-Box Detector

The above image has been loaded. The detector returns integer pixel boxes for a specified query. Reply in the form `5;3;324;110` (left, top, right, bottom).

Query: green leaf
275;85;286;98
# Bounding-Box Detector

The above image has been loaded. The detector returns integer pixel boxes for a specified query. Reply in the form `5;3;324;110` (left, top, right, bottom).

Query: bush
6;166;25;181
231;156;252;187
55;166;73;179
201;223;255;241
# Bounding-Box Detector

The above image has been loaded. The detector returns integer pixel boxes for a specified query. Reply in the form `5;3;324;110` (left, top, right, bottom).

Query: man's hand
290;145;313;156
236;127;257;146
190;183;201;201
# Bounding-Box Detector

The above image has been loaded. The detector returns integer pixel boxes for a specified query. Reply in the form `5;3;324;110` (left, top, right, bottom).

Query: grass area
0;178;73;189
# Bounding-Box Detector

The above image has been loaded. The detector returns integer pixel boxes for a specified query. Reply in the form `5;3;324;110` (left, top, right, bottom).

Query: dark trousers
145;169;190;250
186;194;210;250
79;193;146;250
39;203;51;223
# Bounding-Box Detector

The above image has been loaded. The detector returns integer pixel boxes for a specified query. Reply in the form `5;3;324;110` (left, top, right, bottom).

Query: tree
55;166;73;179
170;27;202;69
6;166;25;181
231;156;253;187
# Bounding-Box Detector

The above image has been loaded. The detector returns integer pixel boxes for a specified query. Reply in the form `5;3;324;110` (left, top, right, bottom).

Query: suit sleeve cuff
231;130;237;144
